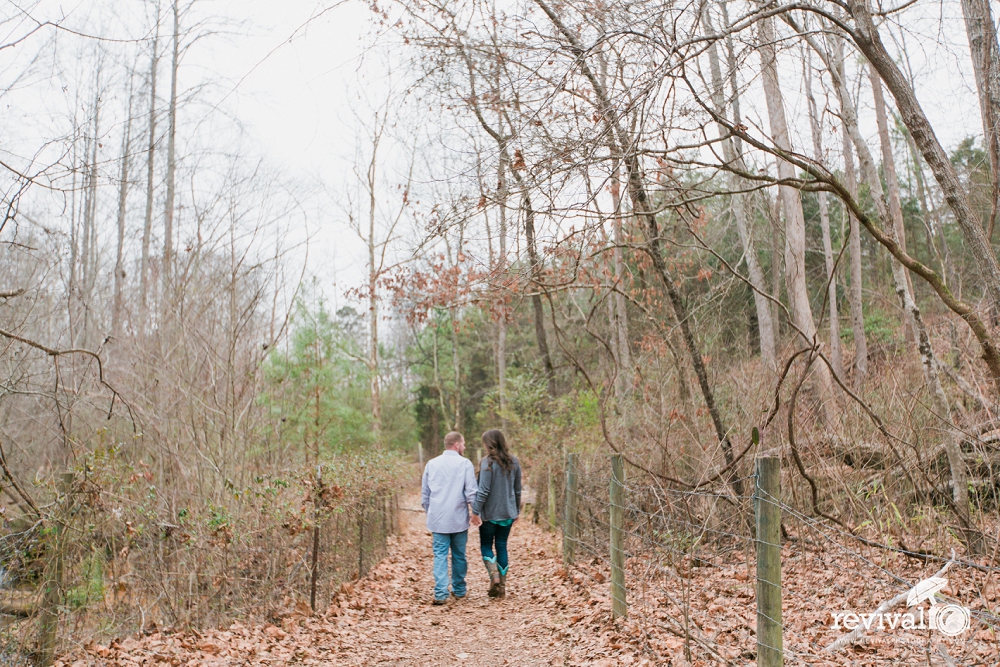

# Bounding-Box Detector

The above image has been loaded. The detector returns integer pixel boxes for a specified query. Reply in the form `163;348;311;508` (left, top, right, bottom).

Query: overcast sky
202;0;390;297
7;0;990;308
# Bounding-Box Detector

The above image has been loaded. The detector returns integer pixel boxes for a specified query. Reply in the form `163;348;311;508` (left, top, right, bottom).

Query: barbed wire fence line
555;451;1000;665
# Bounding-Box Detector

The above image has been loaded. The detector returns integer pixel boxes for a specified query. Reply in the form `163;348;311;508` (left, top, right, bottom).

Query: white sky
200;0;392;297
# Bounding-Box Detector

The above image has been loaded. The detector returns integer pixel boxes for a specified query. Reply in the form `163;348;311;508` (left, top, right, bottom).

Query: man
421;431;481;604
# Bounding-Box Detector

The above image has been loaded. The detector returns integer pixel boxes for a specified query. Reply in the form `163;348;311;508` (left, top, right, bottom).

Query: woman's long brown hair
481;429;514;473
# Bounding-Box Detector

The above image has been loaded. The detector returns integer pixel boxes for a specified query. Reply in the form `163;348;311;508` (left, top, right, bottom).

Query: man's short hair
443;431;464;449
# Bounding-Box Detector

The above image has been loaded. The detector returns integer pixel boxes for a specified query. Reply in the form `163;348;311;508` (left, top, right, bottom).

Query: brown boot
498;572;506;598
484;559;501;598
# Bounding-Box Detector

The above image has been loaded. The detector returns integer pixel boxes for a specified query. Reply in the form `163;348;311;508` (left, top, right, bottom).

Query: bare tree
140;3;160;333
162;0;180;310
870;65;976;547
705;5;776;368
348;104;413;443
833;39;868;382
804;52;842;377
113;77;136;339
960;0;1000;238
758;15;834;409
846;0;1000;315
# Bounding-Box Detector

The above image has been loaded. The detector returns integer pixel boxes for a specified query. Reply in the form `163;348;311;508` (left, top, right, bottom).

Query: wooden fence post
609;454;627;620
393;492;399;534
563;452;578;565
357;500;365;578
381;493;387;544
755;454;782;667
547;466;557;532
310;466;323;613
36;471;74;666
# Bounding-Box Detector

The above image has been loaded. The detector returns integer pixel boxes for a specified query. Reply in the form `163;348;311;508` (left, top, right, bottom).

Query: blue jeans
432;531;468;600
479;521;512;571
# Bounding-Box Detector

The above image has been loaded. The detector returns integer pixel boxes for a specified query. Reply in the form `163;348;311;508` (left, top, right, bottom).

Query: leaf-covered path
64;496;650;666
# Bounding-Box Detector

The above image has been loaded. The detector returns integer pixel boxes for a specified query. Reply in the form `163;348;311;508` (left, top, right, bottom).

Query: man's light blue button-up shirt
421;450;478;534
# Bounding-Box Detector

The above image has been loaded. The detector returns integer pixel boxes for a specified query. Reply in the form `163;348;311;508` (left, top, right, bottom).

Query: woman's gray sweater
472;455;522;522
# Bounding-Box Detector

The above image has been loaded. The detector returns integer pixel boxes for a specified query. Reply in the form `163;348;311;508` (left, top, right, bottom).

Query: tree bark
759;16;835;410
140;15;160;334
842;133;868;381
80;86;101;349
113;86;135;339
496;154;509;434
162;0;179;309
367;135;381;443
522;190;556;395
607;164;634;390
869;66;917;342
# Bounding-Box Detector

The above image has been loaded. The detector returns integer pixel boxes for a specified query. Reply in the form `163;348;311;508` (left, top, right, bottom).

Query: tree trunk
69;132;80;346
522;190;556;395
842;132;868;381
804;58;843;378
848;0;1000;314
607;165;634;389
871;67;975;543
367;138;381;443
80;88;101;349
449;227;464;431
902;122;950;280
140;17;160;334
768;192;782;335
705;7;777;368
960;0;1000;239
869;66;918;343
450;304;462;431
162;0;179;310
497;154;509;434
828;31;873;381
611;198;631;383
596;27;632;392
759;16;834;410
113;86;135;339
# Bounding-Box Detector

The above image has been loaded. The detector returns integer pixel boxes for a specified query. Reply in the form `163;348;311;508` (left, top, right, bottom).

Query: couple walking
420;429;522;604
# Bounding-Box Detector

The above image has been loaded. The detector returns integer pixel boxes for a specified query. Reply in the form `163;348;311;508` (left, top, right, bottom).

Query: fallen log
0;590;37;616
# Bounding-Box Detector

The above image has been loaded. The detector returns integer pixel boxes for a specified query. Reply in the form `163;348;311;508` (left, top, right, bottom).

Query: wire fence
0;474;400;661
559;453;1000;665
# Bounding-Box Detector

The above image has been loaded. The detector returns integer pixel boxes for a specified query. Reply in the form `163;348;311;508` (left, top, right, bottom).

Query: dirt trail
64;495;649;666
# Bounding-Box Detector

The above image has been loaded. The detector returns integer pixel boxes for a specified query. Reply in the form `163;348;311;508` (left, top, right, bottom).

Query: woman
471;429;522;598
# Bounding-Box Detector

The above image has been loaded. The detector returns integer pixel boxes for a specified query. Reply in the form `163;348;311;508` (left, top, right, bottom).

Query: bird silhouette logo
906;576;948;607
905;576;970;637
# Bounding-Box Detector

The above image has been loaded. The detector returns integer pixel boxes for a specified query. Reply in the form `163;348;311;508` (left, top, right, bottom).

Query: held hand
471;514;482;527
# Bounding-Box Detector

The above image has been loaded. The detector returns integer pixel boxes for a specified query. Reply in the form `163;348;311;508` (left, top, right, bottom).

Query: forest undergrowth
51;485;1000;667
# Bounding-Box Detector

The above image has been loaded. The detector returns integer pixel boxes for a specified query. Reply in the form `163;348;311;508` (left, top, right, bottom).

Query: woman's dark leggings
479;521;512;571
